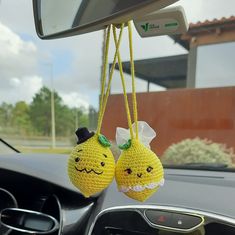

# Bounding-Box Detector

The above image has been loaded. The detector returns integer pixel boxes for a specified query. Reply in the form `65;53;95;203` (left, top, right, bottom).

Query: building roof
189;16;235;29
172;16;235;50
113;17;235;89
113;54;188;89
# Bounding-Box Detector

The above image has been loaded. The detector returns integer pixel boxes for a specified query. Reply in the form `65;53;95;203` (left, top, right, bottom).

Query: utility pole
75;109;78;130
49;63;56;149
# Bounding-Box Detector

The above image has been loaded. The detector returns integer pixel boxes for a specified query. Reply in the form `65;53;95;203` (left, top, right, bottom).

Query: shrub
162;137;234;166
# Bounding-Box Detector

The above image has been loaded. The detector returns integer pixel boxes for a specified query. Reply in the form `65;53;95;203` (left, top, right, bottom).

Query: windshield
0;0;234;170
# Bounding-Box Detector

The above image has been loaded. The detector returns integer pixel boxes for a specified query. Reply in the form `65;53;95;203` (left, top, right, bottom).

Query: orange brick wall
102;87;235;157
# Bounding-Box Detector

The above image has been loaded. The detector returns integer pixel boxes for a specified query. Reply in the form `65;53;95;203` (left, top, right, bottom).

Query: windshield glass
0;0;234;170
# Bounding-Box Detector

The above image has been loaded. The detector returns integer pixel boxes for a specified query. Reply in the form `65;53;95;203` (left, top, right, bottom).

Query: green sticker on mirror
98;134;111;147
118;139;132;150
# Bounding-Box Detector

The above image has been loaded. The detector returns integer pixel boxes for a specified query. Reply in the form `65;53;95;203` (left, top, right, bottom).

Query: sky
0;0;235;109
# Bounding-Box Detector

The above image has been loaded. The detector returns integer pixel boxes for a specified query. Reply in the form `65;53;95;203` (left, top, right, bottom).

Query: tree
12;101;32;134
55;104;74;136
30;86;55;135
0;86;89;137
72;107;89;129
30;86;85;136
0;102;13;129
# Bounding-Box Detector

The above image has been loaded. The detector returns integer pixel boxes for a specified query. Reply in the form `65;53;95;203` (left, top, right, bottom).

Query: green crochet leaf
118;139;132;150
98;134;111;147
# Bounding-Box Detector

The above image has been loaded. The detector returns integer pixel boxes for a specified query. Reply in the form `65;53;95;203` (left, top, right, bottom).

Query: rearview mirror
33;0;179;39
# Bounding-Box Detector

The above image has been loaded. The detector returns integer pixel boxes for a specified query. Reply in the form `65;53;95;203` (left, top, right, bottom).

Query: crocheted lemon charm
67;25;123;198
115;123;164;202
111;23;164;202
68;128;115;198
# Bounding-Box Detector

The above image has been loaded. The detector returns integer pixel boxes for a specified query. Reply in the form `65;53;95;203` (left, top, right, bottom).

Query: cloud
0;24;36;55
60;92;90;109
9;77;21;87
0;76;43;104
0;21;91;108
0;21;42;105
0;0;35;35
173;0;235;23
0;21;38;80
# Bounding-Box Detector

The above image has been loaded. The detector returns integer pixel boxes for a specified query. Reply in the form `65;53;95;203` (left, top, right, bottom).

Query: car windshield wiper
0;138;20;153
164;162;235;172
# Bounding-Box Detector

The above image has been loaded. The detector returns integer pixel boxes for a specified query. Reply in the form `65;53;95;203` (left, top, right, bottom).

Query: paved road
1;137;72;149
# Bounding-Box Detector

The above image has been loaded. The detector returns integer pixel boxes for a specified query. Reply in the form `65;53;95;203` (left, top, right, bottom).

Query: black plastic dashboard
0;153;96;234
0;153;234;235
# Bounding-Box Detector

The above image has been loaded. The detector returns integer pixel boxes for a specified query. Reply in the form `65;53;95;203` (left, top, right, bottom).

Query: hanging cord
97;25;111;135
97;24;125;135
112;25;134;140
128;22;139;139
113;23;139;140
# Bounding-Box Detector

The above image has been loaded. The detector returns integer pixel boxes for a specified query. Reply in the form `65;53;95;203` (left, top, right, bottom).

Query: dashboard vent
0;189;61;235
0;188;18;235
41;195;62;235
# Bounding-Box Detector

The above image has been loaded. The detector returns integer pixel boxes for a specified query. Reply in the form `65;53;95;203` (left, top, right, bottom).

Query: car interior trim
143;209;205;233
0;207;60;234
0;188;18;208
41;194;63;235
88;205;235;234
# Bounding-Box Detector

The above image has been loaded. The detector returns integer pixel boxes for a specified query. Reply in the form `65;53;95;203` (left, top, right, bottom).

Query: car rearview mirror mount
33;0;179;39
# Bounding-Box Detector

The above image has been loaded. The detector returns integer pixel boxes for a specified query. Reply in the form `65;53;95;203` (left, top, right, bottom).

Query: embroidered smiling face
115;139;164;202
68;134;115;197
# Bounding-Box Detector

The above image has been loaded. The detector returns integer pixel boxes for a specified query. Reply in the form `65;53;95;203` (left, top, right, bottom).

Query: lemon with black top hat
67;24;124;198
68;127;115;198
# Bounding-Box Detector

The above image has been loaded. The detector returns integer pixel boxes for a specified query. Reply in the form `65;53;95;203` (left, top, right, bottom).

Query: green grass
18;147;71;154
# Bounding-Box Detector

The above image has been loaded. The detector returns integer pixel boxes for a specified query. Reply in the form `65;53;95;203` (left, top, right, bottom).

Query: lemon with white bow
115;122;164;202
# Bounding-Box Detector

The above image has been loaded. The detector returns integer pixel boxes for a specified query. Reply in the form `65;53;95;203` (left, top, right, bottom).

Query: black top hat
75;127;94;145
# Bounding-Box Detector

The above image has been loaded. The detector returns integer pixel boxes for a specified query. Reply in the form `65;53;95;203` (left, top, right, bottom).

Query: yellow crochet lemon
68;130;115;198
115;139;164;202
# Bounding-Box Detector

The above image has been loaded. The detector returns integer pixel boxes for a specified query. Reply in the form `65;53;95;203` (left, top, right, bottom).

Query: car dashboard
0;153;234;235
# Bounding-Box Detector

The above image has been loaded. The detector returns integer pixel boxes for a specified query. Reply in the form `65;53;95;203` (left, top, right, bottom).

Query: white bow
116;121;156;149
